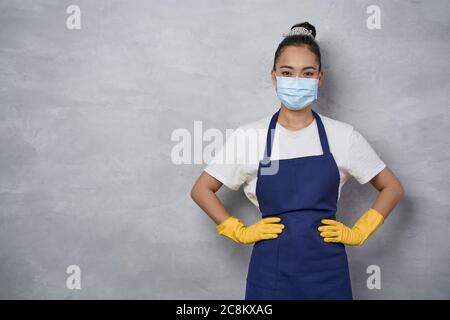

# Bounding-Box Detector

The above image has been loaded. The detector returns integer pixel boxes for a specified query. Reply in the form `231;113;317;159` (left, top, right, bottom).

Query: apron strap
262;108;331;162
312;110;331;156
262;109;280;162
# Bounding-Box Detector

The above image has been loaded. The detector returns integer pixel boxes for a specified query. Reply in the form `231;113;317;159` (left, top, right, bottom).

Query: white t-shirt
204;111;386;208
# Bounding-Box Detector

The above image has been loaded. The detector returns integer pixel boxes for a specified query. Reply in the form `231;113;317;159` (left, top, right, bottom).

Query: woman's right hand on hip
216;216;285;244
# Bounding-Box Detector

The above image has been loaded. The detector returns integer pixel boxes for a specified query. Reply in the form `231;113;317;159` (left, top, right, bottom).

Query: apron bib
245;109;353;300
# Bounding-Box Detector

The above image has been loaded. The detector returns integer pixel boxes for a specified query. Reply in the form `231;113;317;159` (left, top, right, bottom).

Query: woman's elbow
190;179;210;203
190;183;201;202
396;180;406;201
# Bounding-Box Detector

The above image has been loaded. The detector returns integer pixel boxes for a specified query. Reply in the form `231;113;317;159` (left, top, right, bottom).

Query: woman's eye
281;71;291;76
305;72;314;77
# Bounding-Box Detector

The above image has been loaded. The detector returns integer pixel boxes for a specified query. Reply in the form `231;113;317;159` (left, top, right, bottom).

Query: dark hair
272;22;321;71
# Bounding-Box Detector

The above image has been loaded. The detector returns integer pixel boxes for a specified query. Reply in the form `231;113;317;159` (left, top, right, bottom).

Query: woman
191;22;404;300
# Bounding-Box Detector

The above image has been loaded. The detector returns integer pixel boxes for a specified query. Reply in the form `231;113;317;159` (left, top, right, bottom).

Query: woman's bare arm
369;166;405;219
190;171;233;225
192;166;405;226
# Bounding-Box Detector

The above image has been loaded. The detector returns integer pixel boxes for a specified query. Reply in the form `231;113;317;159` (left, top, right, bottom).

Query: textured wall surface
0;0;449;299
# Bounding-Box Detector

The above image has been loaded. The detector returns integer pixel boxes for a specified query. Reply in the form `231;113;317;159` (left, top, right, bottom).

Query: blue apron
245;109;353;300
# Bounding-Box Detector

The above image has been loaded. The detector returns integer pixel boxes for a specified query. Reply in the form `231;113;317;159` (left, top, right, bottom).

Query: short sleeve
204;130;248;191
346;129;386;184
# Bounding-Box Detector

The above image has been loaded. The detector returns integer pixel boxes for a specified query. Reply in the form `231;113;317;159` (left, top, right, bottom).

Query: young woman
191;22;404;300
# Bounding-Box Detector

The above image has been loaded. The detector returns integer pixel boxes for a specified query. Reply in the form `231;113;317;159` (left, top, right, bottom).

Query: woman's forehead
277;46;319;68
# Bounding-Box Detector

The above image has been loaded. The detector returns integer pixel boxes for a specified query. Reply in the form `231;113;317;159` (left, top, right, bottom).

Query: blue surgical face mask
275;76;319;111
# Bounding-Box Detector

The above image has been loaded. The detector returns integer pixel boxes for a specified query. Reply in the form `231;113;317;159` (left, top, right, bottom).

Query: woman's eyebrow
279;65;294;69
279;65;317;70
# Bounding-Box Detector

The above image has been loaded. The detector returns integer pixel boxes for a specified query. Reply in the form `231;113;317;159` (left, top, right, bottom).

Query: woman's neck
277;105;315;131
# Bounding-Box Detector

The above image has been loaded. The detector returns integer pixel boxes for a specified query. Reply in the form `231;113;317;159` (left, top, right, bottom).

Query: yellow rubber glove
318;208;384;246
216;216;285;244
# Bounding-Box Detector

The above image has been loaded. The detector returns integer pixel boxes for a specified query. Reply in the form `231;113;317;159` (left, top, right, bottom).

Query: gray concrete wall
0;0;449;299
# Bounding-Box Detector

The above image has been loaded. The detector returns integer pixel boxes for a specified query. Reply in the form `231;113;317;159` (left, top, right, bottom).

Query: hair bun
282;21;317;39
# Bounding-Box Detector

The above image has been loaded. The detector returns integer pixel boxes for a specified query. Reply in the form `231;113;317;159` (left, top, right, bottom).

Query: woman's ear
271;70;277;88
318;70;324;87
